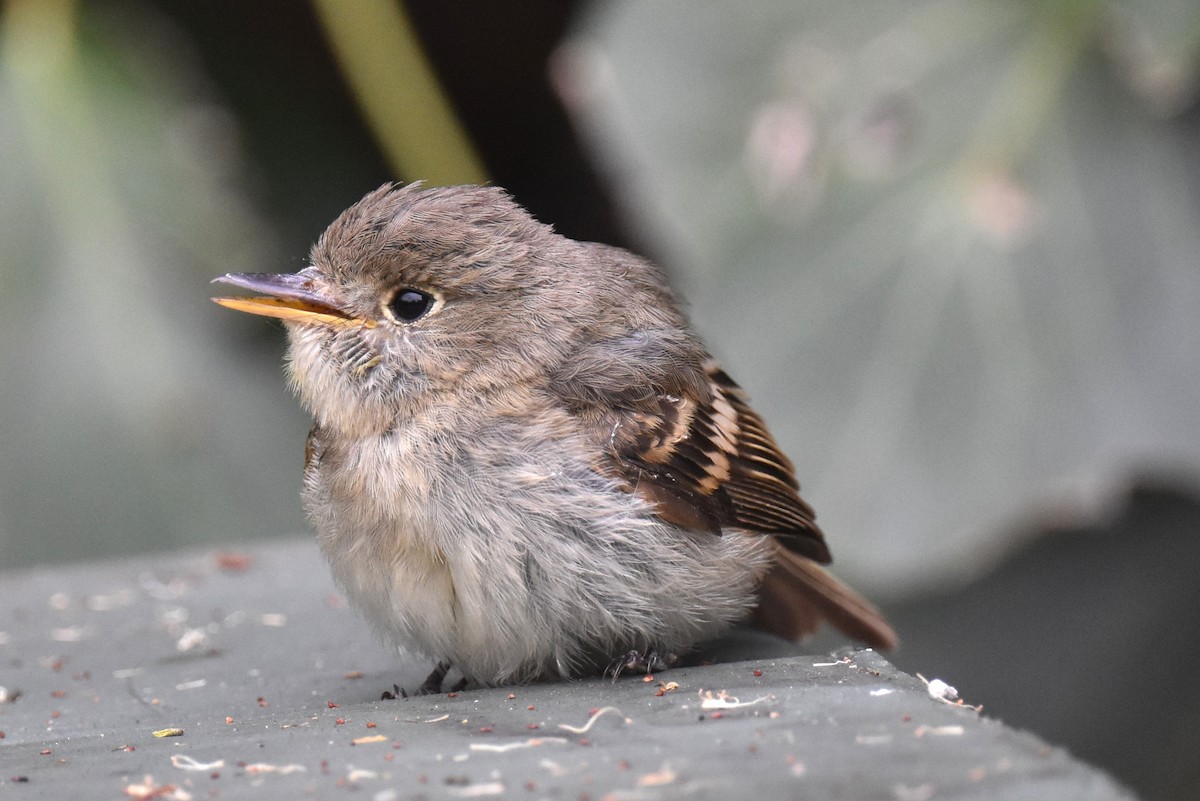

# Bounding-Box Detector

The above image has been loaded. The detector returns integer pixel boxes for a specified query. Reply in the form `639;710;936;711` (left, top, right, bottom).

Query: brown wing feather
601;360;830;562
591;358;896;649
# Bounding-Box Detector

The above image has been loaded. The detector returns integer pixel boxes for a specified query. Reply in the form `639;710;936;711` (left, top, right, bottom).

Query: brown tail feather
752;543;898;650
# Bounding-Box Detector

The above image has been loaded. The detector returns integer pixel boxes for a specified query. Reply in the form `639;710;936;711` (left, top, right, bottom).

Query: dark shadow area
886;482;1200;801
150;0;633;260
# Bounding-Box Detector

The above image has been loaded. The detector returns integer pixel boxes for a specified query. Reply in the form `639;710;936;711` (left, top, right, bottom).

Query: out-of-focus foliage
310;0;487;185
562;0;1200;594
0;0;309;566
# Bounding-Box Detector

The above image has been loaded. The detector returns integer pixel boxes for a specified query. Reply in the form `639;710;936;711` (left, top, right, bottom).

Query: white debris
557;705;625;733
699;690;772;710
925;679;958;703
174;628;209;652
470;737;567;752
171;755;225;771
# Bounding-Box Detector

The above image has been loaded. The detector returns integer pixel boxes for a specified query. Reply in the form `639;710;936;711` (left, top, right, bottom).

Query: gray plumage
213;183;896;688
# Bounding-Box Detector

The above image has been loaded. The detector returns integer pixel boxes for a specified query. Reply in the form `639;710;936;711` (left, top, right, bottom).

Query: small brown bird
213;183;896;692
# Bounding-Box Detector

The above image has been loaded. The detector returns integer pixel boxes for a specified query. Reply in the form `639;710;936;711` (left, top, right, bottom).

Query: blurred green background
2;2;1199;799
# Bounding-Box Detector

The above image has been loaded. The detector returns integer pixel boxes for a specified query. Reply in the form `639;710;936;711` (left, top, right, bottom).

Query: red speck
327;701;339;709
335;718;346;725
478;726;493;733
753;669;763;677
0;732;5;739
256;696;268;707
526;704;536;711
50;690;67;698
507;693;517;700
50;711;60;719
215;551;252;572
526;723;540;730
366;722;377;729
525;781;537;791
617;760;630;771
210;772;220;780
579;738;590;747
39;749;51;756
447;691;458;698
225;716;234;725
641;675;654;683
50;660;63;672
588;707;600;717
392;742;402;749
383;752;394;762
121;745;136;752
711;712;724;720
320;760;329;775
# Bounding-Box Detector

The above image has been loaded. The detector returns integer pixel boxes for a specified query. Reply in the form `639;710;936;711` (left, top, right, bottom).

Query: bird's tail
752;542;898;650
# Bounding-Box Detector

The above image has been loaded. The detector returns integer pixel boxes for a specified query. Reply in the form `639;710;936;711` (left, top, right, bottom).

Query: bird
212;182;897;693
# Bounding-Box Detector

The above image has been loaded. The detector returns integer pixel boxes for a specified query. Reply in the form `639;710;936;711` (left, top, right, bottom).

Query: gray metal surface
0;539;1136;799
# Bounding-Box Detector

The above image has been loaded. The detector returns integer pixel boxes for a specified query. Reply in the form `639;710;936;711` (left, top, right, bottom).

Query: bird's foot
380;683;408;701
605;648;676;680
379;660;465;699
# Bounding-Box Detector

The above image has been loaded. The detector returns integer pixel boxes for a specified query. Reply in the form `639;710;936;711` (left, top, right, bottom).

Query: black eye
388;288;434;321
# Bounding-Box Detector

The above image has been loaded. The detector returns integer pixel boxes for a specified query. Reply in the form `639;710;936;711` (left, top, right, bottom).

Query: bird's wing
558;351;898;649
591;358;832;564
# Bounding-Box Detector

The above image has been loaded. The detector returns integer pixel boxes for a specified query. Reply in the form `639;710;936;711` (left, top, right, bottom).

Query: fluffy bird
213;183;896;692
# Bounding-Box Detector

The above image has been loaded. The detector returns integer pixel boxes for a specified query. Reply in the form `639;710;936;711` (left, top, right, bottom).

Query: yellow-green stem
311;0;488;186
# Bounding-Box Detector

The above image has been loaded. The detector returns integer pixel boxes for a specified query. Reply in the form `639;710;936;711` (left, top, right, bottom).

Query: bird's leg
419;660;453;695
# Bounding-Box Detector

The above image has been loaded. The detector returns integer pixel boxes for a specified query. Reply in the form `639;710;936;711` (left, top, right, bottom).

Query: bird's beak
211;272;373;328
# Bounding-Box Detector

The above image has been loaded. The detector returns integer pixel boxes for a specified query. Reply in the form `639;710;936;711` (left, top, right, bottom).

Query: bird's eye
387;288;434;322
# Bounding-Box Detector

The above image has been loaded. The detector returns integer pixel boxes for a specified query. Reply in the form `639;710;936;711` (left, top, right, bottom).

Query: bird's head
213;183;687;436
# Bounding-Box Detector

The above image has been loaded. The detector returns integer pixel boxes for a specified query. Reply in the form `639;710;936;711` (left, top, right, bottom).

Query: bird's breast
303;423;462;656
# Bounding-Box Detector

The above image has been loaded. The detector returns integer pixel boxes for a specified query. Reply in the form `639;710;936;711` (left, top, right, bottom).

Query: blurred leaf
565;0;1200;594
0;0;309;566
